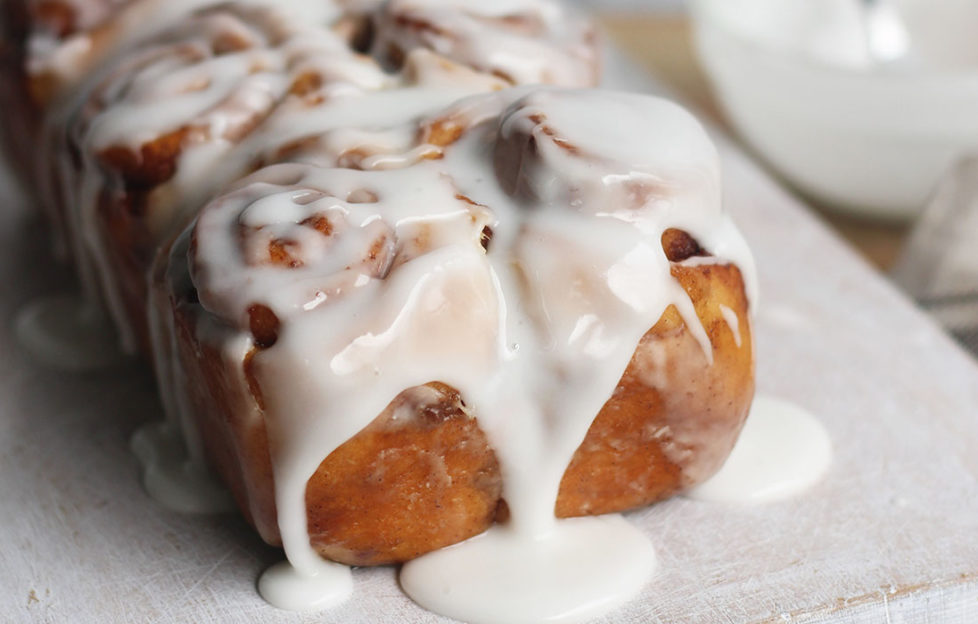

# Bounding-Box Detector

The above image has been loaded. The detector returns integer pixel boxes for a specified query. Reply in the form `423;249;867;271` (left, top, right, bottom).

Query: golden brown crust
556;260;753;516
305;383;502;566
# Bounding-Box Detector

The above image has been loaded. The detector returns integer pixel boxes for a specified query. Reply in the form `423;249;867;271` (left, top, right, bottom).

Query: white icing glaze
719;303;742;348
688;395;832;504
258;559;353;612
129;421;235;514
401;515;656;624
13;294;128;371
179;87;757;616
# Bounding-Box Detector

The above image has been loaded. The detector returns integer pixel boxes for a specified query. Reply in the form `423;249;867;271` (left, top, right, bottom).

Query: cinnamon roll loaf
4;0;756;593
154;88;756;567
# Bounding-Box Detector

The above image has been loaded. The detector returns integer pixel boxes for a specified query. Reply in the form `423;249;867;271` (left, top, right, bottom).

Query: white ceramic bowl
692;0;978;221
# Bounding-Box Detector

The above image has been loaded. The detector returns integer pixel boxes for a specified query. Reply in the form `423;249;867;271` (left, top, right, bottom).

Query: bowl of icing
692;0;978;221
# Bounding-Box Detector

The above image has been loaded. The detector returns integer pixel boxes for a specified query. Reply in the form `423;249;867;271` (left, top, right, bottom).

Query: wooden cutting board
2;44;977;624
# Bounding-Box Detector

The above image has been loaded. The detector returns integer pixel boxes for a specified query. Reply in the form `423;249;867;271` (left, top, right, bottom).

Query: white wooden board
1;52;977;623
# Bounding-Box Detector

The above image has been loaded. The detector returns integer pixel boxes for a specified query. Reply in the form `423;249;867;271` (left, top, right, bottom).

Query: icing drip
180;87;757;616
258;560;353;612
719;303;742;347
129;421;235;514
400;516;656;624
130;238;236;514
688;395;832;503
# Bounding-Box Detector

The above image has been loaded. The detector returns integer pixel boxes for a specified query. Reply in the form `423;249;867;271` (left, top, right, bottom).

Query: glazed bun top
47;0;597;351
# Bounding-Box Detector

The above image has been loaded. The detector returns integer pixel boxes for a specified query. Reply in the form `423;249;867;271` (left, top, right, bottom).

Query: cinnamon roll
154;88;756;566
